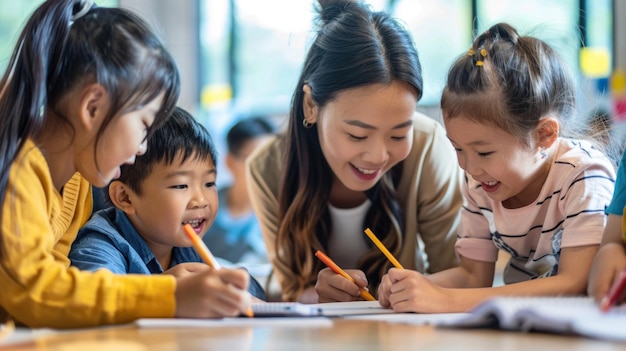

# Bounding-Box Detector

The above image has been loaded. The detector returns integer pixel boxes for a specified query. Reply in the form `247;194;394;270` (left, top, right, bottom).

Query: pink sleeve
454;178;499;263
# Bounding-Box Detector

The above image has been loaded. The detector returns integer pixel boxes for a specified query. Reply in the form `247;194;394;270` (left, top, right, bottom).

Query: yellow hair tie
467;48;475;56
475;61;484;67
480;49;487;57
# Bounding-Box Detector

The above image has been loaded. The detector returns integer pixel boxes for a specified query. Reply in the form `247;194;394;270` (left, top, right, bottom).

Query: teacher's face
305;81;416;204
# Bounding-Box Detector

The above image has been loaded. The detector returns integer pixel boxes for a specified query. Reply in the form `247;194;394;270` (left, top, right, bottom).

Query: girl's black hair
0;0;180;256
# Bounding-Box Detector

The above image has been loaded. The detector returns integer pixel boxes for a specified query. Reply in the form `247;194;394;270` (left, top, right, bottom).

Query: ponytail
0;0;78;242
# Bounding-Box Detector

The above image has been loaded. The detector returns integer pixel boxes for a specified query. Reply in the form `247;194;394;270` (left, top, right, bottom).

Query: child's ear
536;117;559;148
108;180;136;215
79;83;108;133
302;84;318;126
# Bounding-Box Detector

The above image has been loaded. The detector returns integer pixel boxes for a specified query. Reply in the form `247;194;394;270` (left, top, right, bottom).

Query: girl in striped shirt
378;22;616;313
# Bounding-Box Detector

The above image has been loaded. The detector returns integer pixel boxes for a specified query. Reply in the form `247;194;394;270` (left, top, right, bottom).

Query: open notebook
249;300;394;317
393;296;626;342
136;301;393;328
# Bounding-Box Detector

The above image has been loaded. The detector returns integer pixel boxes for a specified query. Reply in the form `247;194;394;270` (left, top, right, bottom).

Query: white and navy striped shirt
456;138;616;284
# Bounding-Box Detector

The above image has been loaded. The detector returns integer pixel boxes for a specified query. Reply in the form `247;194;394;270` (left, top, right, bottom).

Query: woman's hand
315;267;369;302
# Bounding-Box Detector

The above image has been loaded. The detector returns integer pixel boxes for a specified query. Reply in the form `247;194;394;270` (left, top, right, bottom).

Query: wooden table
2;319;625;351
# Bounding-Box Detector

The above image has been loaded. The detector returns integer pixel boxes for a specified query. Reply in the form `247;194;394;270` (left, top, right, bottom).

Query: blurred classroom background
1;0;623;183
1;0;623;292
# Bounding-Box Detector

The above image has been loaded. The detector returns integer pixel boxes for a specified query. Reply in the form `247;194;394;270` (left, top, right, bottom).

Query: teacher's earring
540;146;548;159
302;119;314;128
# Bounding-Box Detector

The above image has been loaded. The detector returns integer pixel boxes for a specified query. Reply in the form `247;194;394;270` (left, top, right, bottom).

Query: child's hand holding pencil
182;224;254;318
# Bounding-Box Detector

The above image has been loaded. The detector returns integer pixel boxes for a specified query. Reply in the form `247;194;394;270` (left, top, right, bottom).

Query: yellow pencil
364;228;404;269
183;224;254;317
315;250;376;301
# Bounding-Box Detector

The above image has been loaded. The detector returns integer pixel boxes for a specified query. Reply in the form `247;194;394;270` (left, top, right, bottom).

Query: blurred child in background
202;116;275;269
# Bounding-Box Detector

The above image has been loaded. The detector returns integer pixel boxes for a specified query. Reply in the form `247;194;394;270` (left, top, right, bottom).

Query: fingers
588;244;626;302
384;269;428;313
251;296;265;303
345;269;369;288
316;268;368;302
212;282;252;316
316;277;358;302
593;268;617;302
219;268;250;290
174;268;252;318
179;262;212;271
377;274;392;307
212;269;251;316
219;270;254;317
387;268;414;286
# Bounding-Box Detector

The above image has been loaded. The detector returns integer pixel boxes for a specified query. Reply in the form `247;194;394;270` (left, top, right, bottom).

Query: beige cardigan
247;112;463;298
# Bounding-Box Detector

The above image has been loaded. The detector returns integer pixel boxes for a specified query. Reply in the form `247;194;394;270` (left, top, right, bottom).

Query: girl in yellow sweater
0;0;251;328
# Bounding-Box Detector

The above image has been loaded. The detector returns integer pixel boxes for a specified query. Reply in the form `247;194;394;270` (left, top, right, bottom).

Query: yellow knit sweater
0;140;175;328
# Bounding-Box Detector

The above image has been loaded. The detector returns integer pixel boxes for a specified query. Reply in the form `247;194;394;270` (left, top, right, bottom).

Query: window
0;2;44;72
477;0;580;79
200;0;316;121
391;0;472;106
199;0;613;121
0;0;119;74
1;1;616;118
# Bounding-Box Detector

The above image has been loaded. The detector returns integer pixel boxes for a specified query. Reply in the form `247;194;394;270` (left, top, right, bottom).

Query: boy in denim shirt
70;107;265;301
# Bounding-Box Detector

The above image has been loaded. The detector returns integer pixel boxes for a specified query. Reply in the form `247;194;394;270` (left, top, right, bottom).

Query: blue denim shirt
70;207;265;299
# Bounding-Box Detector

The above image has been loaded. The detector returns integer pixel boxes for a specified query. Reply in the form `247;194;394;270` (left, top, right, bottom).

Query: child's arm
427;255;496;289
588;214;626;302
379;244;597;313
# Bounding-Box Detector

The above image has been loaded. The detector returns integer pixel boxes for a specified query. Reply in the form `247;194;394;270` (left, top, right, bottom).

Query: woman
247;0;462;303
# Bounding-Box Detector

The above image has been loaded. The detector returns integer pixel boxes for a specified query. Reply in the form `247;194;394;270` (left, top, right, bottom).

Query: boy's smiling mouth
182;219;205;234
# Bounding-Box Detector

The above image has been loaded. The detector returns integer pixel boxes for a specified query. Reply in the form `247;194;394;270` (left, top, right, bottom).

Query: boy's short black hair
113;106;217;197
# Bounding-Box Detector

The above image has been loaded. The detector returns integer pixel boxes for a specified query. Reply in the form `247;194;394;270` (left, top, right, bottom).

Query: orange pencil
184;224;221;269
315;250;376;301
364;228;404;269
183;224;254;317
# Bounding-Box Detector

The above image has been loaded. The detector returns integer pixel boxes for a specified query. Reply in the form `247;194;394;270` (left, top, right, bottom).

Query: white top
327;199;372;268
